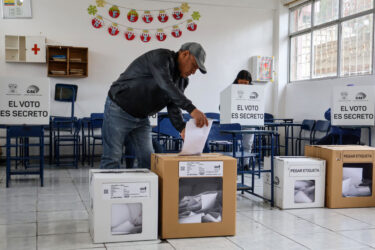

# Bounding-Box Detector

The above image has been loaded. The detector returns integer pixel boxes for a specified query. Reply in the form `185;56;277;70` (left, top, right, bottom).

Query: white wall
0;0;278;118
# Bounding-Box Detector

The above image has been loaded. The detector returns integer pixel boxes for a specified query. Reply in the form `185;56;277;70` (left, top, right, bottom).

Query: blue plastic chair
6;125;44;187
205;112;220;122
311;120;331;144
152;114;182;153
295;119;316;155
52;116;80;168
90;113;104;167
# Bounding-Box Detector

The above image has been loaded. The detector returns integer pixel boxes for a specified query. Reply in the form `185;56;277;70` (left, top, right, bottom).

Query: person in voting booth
316;108;361;145
233;70;255;163
101;42;209;169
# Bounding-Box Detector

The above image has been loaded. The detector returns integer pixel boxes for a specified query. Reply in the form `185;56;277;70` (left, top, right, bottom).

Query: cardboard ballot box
263;156;326;209
89;169;158;243
220;84;265;126
151;153;237;239
305;145;375;208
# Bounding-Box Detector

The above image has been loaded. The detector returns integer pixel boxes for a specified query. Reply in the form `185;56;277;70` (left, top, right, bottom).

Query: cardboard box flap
154;153;234;161
313;145;375;151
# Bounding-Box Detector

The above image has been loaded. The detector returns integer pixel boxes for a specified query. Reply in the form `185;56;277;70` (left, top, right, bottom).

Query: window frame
288;0;375;83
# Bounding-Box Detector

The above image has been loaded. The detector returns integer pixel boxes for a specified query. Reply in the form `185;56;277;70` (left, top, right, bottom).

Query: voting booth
220;84;265;125
0;76;50;125
331;86;375;126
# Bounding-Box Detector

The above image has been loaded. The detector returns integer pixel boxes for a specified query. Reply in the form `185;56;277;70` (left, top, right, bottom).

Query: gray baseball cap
180;42;207;74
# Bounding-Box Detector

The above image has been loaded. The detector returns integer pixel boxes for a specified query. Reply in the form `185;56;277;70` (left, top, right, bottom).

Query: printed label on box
288;167;321;177
102;182;150;200
179;161;223;177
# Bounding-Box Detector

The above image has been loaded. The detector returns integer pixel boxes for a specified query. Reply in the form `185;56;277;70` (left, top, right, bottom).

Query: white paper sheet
179;119;213;156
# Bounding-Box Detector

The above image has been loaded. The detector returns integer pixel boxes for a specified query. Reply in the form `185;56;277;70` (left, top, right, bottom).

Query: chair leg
91;139;95;168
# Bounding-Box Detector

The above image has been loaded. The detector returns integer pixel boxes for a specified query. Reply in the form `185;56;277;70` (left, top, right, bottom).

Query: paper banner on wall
87;1;201;42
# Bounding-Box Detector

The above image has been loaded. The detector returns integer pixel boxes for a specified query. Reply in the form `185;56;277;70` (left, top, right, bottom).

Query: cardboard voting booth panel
0;76;50;125
305;145;375;208
263;156;326;209
89;169;158;243
151;153;237;239
220;85;265;126
332;86;375;126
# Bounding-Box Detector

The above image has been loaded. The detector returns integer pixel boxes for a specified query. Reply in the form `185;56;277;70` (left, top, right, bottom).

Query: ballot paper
294;180;315;203
342;167;372;197
111;203;142;235
178;177;222;224
179;119;213;156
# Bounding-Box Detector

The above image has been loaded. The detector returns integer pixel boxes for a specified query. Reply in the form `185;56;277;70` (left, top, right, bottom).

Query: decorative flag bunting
140;30;151;42
108;23;119;36
127;9;138;22
87;1;201;42
156;29;167;41
171;25;182;38
158;10;168;23
109;5;120;18
125;28;135;40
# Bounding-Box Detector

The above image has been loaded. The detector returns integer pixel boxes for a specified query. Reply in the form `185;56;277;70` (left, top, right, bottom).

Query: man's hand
190;109;209;128
180;128;185;140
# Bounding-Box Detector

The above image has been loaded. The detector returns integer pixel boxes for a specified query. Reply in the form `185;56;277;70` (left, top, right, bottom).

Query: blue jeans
100;96;154;169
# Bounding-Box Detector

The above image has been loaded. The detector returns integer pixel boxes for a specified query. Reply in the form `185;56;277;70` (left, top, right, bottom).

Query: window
291;33;311;81
313;25;338;78
341;14;373;76
289;0;374;82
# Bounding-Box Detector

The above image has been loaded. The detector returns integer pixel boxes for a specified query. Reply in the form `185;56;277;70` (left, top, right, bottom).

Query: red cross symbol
31;44;40;55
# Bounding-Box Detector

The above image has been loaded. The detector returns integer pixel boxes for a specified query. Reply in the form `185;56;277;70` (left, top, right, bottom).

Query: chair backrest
298;119;315;140
301;119;315;131
314;120;330;133
264;113;274;123
54;84;77;119
205;112;220;121
312;120;330;142
90;113;104;135
152;117;180;138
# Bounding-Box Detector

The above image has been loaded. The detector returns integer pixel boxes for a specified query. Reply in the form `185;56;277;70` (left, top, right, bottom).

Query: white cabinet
5;35;46;63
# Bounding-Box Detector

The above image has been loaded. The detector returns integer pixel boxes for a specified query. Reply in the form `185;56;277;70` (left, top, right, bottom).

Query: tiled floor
1;165;375;250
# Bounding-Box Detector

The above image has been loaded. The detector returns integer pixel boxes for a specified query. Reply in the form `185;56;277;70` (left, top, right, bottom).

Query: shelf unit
47;46;88;78
5;35;46;63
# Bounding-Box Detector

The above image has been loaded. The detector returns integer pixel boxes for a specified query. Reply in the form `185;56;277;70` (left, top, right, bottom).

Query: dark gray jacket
108;49;196;132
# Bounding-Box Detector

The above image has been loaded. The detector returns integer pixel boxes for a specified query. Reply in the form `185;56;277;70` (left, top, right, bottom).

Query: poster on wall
2;0;32;18
332;86;375;126
0;76;50;125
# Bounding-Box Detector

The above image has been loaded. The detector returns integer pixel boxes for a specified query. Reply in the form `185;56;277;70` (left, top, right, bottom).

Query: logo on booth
249;92;259;100
237;90;244;99
7;83;18;95
356;92;367;100
340;91;348;100
274;176;280;186
26;85;40;94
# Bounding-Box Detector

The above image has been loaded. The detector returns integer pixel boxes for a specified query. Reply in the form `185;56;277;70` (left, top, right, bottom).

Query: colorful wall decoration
87;0;201;42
